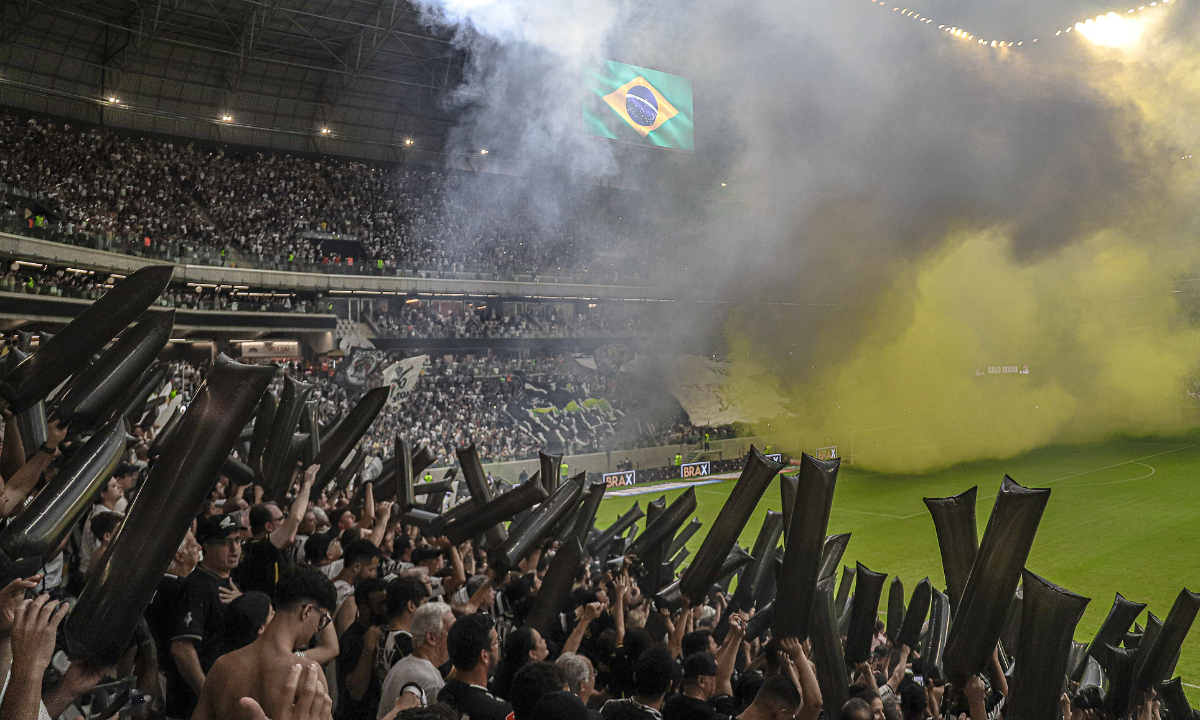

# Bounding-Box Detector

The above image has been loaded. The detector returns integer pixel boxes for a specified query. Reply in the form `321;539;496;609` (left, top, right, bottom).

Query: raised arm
368;501;394;547
0;420;66;516
715;612;747;697
887;644;912;694
270;464;319;549
564;602;604;655
787;638;823;720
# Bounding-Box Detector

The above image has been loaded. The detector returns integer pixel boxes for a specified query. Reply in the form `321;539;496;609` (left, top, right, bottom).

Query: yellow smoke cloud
734;8;1200;473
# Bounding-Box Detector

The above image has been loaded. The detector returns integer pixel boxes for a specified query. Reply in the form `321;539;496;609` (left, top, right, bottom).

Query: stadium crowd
370;304;650;340
0;270;1178;720
0;113;656;282
200;357;732;466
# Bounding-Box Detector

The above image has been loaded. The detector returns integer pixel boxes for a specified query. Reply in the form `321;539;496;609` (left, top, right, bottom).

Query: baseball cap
411;546;444;564
683;653;718;680
196;514;244;545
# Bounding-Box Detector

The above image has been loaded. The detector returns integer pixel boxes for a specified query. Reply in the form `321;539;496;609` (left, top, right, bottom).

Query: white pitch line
1042;445;1192;483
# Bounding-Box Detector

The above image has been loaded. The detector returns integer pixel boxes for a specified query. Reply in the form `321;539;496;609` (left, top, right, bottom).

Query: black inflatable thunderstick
844;562;889;665
149;405;183;460
248;392;276;477
588;503;644;555
1074;593;1146;681
779;473;797;540
1075;657;1106;710
819;533;851;582
221;455;255;487
923;589;951;682
568;481;607;546
262;375;313;502
732;510;783;610
538;450;562;495
1007;570;1090;720
401;509;439;526
300;400;321;465
64;354;274;666
811;575;851;715
627;488;697;567
682;447;784;605
1134;588;1200;691
457;444;506;548
943;476;1049;686
835;565;855;618
526;535;585;636
53;311;174;428
493;474;584;568
442;480;548;545
394;437;415;510
715;544;754;590
754;547;783;612
668;518;703;558
923;485;979;614
15;401;47;461
1103;644;1136;719
772;452;838;640
1;265;173;412
1158;677;1192;720
897;578;932;651
745;601;773;642
108;364;167;428
0;418;126;561
313;386;388;491
886;577;905;644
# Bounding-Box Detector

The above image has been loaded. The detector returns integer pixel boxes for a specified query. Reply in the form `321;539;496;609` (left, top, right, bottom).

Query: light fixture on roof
479;148;489;155
404;138;414;146
320;127;331;135
221;114;233;122
107;96;120;104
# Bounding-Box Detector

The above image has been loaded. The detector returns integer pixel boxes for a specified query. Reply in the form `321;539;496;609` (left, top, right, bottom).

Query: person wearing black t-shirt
439;613;514;720
336;577;388;720
146;530;201;674
663;654;738;720
166;514;244;720
236;465;318;596
601;647;679;720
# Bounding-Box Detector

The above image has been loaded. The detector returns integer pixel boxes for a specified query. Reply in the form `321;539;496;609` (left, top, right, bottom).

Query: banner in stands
583;61;694;151
383;355;427;410
336;348;390;388
603;470;637;488
765;453;783;463
681;460;711;479
816;446;838;461
629;355;790;426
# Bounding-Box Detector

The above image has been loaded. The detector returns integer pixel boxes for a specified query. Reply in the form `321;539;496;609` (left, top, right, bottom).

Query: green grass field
594;431;1200;700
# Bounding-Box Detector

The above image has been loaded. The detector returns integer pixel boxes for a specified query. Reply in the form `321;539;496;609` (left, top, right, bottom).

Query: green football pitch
594;431;1200;701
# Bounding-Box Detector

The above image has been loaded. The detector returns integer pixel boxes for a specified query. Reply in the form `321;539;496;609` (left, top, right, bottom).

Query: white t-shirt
334;579;354;614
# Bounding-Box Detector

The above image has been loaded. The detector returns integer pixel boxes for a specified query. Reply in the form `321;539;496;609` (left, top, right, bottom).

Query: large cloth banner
383;355;427;410
658;355;790;426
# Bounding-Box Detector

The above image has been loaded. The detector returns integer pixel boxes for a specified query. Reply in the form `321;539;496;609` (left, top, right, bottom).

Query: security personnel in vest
674;453;683;466
560;461;569;478
423;471;434;484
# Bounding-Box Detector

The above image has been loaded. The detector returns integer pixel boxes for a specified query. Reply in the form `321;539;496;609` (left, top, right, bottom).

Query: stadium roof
0;0;465;162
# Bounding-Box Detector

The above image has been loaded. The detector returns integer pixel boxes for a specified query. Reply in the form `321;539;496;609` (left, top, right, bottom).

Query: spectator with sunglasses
194;565;338;720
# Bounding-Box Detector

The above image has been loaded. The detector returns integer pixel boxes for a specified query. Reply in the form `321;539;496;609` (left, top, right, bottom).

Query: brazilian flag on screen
584;60;694;152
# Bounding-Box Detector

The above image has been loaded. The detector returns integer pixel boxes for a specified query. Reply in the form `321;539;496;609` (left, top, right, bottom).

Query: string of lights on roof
861;0;1174;49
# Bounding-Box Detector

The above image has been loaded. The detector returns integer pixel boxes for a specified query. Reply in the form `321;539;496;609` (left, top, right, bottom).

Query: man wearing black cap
663;654;737;720
166;513;244;720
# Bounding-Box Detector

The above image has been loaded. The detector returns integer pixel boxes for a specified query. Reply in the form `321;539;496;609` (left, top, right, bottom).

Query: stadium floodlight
721;182;727;187
480;148;489;154
320;127;331;135
221;114;233;122
404;138;414;145
107;97;120;104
